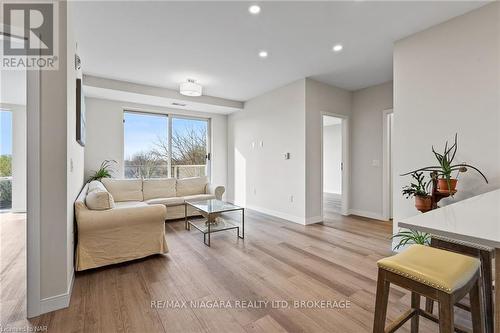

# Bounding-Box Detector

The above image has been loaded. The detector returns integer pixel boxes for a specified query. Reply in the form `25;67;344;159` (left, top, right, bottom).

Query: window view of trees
123;113;208;179
0;155;12;209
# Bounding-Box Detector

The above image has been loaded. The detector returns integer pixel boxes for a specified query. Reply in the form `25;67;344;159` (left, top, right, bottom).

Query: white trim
40;272;74;314
348;209;386;221
27;66;41;318
382;109;394;221
305;216;323;225
244;204;321;225
320;112;350;218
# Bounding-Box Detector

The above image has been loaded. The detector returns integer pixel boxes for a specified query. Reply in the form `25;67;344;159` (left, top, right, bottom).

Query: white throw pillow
87;180;107;193
86;181;115;210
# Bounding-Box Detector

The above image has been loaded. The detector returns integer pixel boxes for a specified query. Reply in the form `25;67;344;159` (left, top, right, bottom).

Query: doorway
321;114;348;219
0;39;28;322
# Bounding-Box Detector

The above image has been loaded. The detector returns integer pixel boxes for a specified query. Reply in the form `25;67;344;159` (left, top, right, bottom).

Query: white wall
323;123;342;194
84;98;228;188
227;79;307;223
350;81;393;219
66;1;84;295
36;0;84;309
305;78;351;220
393;2;500;236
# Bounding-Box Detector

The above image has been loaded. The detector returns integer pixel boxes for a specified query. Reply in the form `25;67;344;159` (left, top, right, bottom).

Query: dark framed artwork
76;78;86;146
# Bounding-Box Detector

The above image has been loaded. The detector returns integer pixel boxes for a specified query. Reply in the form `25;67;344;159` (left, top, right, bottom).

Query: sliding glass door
171;117;209;179
123;111;210;179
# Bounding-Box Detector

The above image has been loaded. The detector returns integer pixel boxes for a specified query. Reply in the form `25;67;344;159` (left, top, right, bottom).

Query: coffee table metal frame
184;201;244;247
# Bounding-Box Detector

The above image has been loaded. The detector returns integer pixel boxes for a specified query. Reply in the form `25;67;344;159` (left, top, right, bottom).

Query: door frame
27;64;42;317
320;112;350;217
382;108;394;221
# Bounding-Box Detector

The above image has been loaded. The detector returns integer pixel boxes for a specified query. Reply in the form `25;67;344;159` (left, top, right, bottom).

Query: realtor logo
2;2;58;69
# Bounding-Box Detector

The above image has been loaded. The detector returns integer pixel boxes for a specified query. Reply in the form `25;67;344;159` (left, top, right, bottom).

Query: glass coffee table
184;199;244;246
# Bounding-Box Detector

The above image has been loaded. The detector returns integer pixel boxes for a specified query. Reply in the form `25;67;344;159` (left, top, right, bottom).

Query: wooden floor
1;207;473;332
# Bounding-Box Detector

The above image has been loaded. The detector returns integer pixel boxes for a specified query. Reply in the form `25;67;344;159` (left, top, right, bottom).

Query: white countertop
399;189;500;248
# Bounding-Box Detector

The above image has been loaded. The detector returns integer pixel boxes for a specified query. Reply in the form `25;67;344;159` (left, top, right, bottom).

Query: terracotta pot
437;178;458;193
415;195;432;213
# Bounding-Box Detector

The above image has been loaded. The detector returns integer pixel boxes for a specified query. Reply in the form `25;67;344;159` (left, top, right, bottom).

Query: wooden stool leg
411;292;420;333
470;278;484;333
438;294;454;333
425;298;434;314
479;250;493;333
373;269;390;333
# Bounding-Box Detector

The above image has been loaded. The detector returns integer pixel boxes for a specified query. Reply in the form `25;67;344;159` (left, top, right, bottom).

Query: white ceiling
72;1;488;102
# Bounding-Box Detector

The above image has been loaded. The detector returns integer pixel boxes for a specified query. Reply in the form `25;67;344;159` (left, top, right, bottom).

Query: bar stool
373;244;483;333
425;235;494;333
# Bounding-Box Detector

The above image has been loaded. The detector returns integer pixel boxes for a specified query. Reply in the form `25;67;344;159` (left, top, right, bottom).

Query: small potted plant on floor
402;172;432;213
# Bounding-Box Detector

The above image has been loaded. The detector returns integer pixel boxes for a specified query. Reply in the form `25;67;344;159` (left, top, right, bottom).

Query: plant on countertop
402;172;432;212
401;134;488;194
87;159;117;183
402;171;430;198
391;229;430;251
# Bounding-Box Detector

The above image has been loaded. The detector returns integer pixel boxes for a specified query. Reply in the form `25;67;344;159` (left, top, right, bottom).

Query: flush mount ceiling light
248;5;261;15
258;50;268;58
179;79;202;97
332;44;343;52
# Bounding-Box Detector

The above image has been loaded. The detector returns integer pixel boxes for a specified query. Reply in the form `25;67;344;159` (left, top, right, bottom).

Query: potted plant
87;160;117;183
401;134;488;195
402;172;432;212
391;229;430;251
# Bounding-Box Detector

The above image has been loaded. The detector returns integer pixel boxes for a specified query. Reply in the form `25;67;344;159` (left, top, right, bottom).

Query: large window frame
123;109;211;179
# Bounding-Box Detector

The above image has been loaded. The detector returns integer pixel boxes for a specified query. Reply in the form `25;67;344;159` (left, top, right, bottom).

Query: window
123;111;210;179
0;110;12;209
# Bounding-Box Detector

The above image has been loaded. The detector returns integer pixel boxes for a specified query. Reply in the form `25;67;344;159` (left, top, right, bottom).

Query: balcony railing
124;164;206;179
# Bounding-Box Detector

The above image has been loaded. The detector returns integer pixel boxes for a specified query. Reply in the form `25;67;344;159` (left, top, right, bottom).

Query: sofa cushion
114;201;148;209
87;180;107;193
183;194;216;202
143;178;176;200
145;197;185;207
176;176;209;197
101;178;143;202
85;190;115;210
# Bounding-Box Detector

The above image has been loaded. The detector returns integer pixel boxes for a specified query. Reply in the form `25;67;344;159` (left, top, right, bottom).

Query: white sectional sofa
74;176;225;271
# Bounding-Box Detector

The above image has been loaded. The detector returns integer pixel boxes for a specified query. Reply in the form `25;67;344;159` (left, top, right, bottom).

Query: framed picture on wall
76;78;86;146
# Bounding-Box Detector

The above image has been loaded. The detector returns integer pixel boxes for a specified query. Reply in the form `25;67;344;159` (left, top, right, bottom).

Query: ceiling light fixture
332;44;343;52
248;5;261;15
179;79;202;97
258;50;268;58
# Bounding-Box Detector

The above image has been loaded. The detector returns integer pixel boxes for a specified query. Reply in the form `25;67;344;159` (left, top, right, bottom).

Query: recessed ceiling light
249;5;261;15
258;50;268;58
332;44;343;52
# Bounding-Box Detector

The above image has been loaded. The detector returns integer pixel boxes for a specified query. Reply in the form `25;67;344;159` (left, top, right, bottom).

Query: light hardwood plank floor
1;208;473;332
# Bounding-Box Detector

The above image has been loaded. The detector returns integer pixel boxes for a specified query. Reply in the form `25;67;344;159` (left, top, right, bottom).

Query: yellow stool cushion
377;244;480;293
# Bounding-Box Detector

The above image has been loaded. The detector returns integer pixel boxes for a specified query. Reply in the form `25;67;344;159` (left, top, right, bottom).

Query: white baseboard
305;215;323;225
40;271;74;314
243;204;323;225
348;209;387;221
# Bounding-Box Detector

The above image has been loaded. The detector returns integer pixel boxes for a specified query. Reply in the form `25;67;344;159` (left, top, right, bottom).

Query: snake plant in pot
402;172;432;213
401;134;488;195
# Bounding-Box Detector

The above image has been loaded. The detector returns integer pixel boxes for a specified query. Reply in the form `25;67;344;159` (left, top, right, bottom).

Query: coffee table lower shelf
187;216;243;246
184;200;245;247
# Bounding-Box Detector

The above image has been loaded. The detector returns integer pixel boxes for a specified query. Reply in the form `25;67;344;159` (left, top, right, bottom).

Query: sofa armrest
206;183;225;200
76;204;167;233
